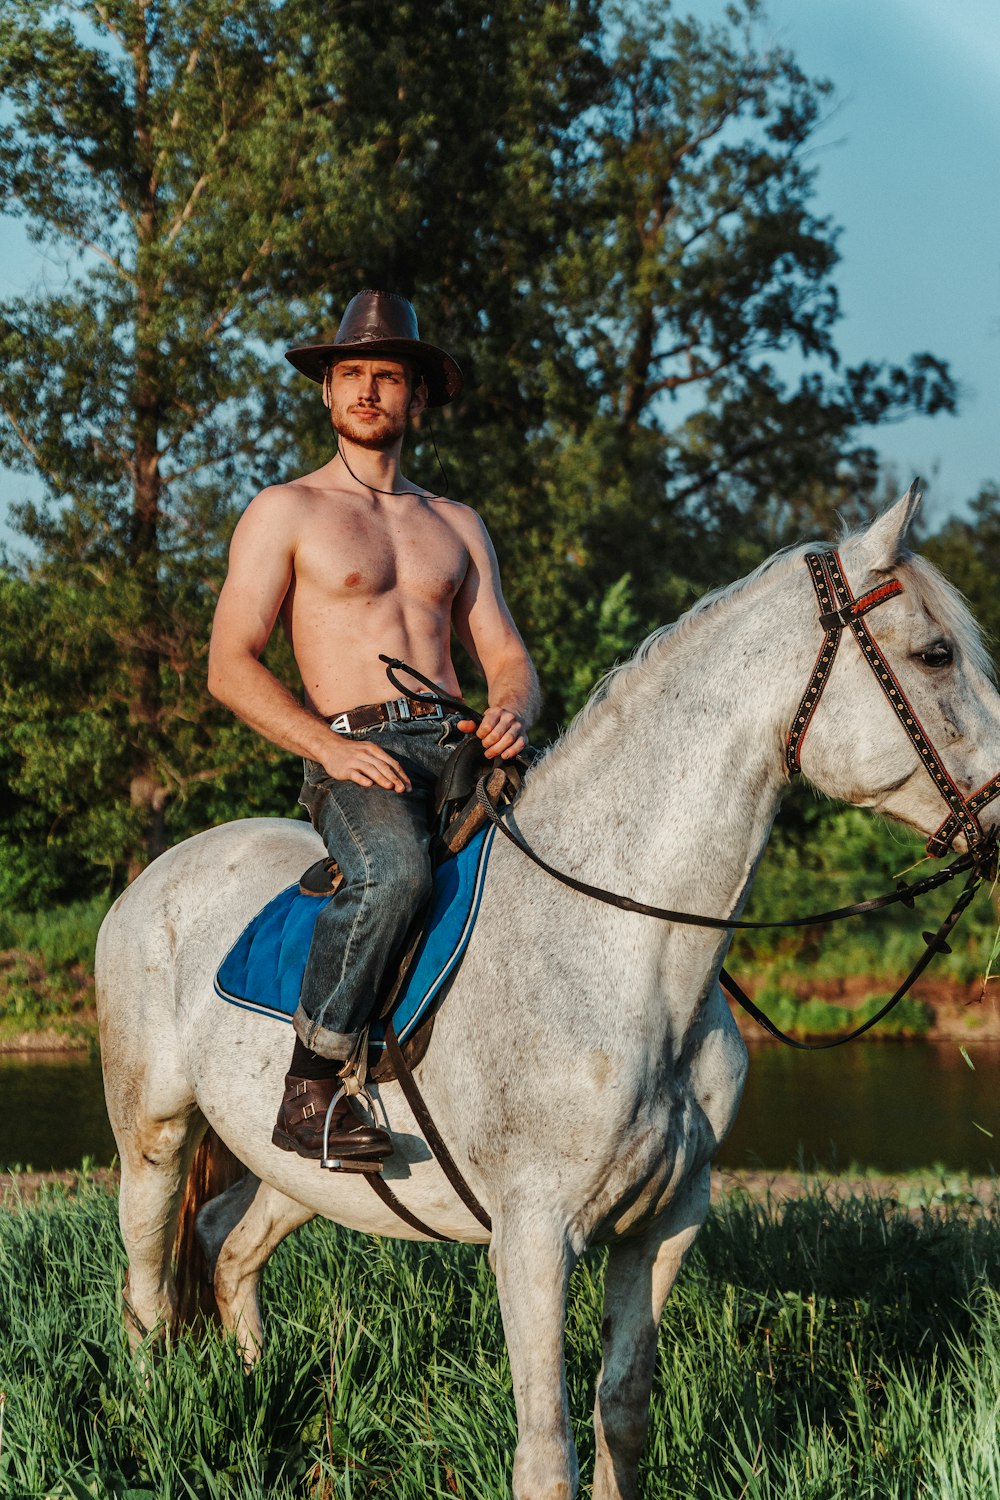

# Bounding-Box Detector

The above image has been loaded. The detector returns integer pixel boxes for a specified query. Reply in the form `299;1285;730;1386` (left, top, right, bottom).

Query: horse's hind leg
198;1177;315;1365
118;1105;207;1349
592;1167;710;1500
490;1202;580;1500
100;1025;205;1349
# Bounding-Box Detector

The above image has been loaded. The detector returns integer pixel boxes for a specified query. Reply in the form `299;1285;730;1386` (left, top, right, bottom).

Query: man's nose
358;373;379;402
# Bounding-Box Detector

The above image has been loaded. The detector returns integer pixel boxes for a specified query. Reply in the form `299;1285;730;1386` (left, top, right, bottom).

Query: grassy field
1;1175;999;1498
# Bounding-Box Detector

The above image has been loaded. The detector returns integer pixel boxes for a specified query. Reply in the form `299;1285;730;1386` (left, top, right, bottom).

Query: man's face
324;357;427;450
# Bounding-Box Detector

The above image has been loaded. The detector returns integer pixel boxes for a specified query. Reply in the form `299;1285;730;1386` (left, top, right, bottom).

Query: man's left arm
452;511;540;760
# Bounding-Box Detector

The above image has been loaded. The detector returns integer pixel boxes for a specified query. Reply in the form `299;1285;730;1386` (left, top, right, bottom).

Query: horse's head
793;484;1000;854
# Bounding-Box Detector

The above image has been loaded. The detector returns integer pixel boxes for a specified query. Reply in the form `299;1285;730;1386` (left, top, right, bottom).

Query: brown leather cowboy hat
284;289;463;407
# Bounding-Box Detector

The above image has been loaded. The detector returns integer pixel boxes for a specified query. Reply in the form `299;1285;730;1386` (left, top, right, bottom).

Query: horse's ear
851;480;922;573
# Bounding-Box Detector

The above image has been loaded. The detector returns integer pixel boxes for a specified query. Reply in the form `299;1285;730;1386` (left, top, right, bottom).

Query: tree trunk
129;2;169;869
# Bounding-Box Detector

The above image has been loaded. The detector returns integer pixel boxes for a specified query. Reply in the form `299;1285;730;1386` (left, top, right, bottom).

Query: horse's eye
918;641;953;668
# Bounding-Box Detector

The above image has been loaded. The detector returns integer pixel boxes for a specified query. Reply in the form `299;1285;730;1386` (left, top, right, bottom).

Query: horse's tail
172;1127;246;1326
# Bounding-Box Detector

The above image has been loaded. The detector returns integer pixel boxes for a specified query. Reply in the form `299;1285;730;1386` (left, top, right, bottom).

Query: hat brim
284;338;463;407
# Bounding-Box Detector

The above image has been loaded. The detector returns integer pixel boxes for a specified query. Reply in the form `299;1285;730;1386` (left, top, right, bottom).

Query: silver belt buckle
394;696;412;722
329;712;351;734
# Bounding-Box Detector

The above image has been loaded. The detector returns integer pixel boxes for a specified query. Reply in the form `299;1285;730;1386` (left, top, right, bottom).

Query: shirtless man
208;290;539;1166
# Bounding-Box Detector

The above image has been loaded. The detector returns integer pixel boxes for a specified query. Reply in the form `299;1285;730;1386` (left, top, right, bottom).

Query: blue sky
746;0;1000;529
1;0;998;545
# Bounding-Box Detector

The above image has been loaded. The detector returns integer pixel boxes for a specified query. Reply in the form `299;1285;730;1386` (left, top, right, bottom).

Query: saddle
296;735;532;1081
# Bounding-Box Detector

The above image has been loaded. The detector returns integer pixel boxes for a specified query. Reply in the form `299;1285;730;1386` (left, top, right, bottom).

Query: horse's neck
518;592;803;1006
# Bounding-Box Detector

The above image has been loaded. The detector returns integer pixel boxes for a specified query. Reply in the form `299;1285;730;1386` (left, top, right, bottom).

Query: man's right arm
207;490;411;792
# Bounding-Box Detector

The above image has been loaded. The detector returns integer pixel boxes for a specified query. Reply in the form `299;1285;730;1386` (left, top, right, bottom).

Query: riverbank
4;1163;996;1215
2;974;996;1054
729;972;1000;1043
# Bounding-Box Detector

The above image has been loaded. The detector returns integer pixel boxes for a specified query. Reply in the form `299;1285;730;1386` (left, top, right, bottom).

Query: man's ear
409;374;429;418
322;364;333;410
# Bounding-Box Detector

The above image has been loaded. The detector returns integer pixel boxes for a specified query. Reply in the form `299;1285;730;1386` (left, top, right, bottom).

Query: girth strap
383;1021;492;1232
366;1171;452;1241
361;1025;493;1241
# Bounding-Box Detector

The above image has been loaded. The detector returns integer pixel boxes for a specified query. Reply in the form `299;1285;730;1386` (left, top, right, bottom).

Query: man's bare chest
293;503;469;607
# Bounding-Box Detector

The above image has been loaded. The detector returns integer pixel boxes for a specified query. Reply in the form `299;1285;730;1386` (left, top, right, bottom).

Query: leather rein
365;569;998;1242
383;548;1000;1052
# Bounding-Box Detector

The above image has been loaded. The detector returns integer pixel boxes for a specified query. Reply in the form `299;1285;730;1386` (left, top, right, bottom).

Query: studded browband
787;549;1000;858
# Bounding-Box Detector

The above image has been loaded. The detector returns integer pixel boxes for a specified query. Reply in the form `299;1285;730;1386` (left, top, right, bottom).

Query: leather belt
327;696;445;734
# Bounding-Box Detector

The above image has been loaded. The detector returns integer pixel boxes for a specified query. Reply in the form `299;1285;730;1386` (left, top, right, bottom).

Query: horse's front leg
491;1203;580;1500
593;1167;710;1500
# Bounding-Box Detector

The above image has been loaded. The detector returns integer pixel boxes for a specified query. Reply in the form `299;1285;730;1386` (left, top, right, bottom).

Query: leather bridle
381;606;999;1038
787;549;1000;858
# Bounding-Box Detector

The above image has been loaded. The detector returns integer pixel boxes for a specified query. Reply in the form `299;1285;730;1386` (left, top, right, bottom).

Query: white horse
96;490;1000;1500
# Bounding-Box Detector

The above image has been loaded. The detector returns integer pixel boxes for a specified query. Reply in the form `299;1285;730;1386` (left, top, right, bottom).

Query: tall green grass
1;1175;999;1497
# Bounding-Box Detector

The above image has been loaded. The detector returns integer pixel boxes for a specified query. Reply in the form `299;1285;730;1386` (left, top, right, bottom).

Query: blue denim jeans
293;712;466;1059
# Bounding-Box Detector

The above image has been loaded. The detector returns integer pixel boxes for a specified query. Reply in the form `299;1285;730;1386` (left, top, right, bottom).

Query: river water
2;1040;998;1175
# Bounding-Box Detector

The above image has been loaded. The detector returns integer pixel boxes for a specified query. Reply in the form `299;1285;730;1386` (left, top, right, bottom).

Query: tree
0;0;338;875
0;0;961;890
511;2;956;658
0;0;607;881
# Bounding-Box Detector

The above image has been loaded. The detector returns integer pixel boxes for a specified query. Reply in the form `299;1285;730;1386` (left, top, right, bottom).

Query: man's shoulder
237;476;332;530
430;496;488;537
244;476;323;512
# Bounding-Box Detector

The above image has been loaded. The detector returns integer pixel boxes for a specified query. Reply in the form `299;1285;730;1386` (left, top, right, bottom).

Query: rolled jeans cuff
293;1003;361;1062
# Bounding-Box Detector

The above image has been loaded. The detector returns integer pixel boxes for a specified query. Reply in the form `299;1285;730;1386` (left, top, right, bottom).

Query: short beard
331;408;408;452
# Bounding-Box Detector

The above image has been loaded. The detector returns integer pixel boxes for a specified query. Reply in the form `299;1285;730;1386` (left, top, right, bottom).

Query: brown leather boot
272;1075;392;1165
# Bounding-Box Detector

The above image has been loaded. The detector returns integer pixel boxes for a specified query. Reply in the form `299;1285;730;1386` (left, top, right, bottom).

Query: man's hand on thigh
320;735;412;791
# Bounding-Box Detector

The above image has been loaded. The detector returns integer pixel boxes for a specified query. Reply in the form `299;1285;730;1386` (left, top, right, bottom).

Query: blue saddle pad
214;825;494;1048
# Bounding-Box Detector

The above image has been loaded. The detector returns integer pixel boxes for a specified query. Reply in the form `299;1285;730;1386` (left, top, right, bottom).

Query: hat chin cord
327;361;451;498
335;419;450;501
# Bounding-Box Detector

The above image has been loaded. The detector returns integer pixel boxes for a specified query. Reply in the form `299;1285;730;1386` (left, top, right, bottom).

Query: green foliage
0;953;93;1039
1;1176;1000;1495
745;986;934;1039
924;482;1000;672
0;895;106;969
735;798;1000;988
0;0;967;886
0;896;105;1039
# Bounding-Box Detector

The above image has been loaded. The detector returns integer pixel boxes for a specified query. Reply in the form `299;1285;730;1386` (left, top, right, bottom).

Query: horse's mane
535;542;814;779
533;528;994;780
896;551;995;683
